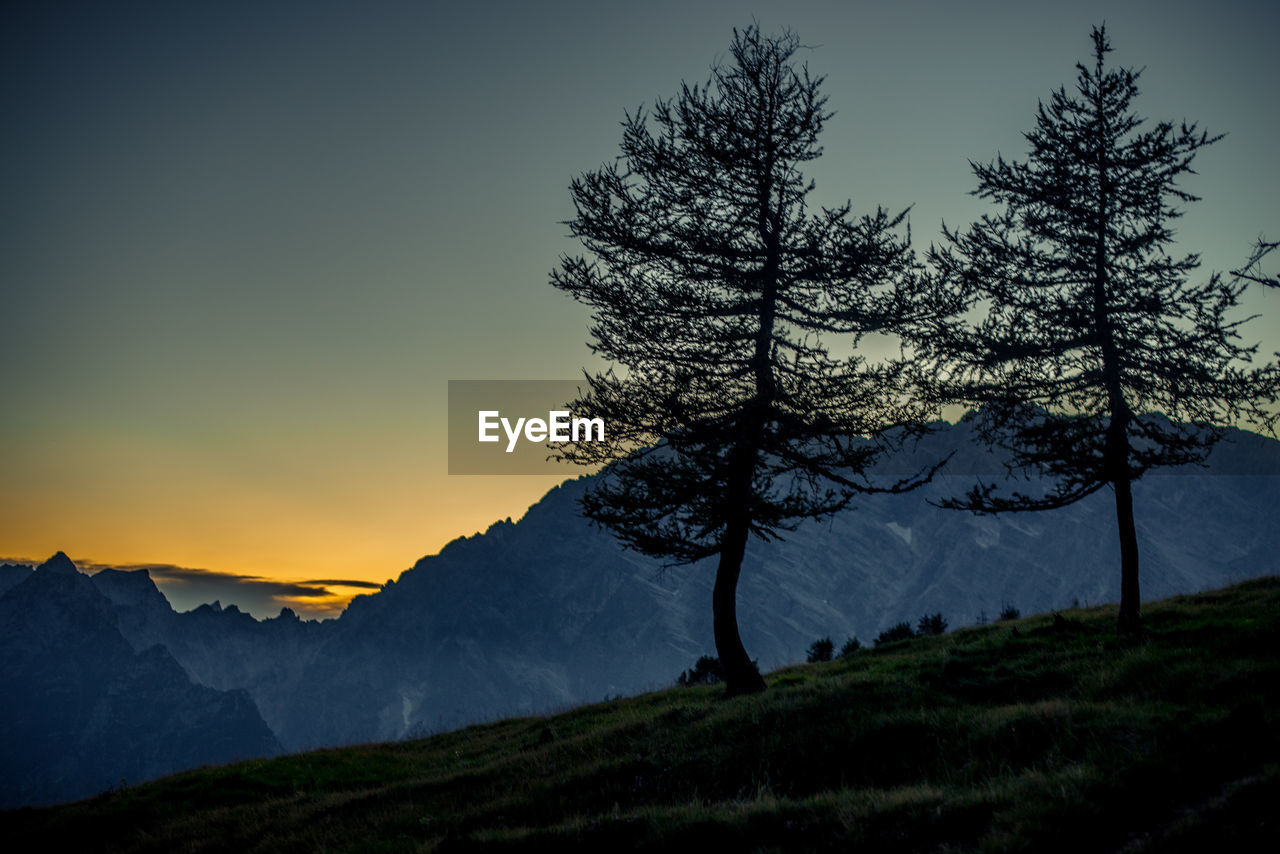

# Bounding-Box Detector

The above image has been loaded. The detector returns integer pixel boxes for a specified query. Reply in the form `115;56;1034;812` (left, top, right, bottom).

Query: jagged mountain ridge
287;417;1279;746
4;418;1278;803
0;554;282;809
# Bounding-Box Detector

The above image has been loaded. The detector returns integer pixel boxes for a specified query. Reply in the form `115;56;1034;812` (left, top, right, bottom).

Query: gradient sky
3;0;1277;618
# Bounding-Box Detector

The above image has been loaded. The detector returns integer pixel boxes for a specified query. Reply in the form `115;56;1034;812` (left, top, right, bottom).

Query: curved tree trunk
1114;472;1142;640
713;511;766;695
1103;401;1142;641
1091;105;1143;643
708;171;780;697
1104;406;1142;641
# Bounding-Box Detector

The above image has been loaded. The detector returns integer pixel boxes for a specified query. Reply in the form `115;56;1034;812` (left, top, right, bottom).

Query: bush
676;655;723;687
839;636;861;657
806;637;834;663
874;622;916;646
999;604;1021;622
917;613;948;636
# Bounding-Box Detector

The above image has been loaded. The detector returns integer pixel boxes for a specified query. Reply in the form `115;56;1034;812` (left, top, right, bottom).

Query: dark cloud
5;557;384;620
297;579;383;589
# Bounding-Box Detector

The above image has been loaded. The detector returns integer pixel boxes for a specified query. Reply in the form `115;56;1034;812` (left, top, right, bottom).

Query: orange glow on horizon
0;470;576;618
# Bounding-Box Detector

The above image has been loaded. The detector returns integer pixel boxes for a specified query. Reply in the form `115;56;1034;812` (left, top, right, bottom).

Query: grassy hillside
4;577;1278;852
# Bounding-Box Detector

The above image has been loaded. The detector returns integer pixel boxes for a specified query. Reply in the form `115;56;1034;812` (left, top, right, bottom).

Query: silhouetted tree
676;655;724;687
874;622;916;646
912;26;1280;640
839;636;862;657
551;26;938;695
916;613;947;636
806;637;834;663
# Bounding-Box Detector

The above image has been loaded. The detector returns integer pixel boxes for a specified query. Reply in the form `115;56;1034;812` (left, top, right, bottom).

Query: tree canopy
910;26;1280;638
551;26;938;693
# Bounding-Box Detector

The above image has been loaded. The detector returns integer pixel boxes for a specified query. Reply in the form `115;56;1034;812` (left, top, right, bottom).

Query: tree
550;26;938;694
806;637;834;663
911;26;1280;640
874;622;915;646
916;613;947;636
676;655;724;687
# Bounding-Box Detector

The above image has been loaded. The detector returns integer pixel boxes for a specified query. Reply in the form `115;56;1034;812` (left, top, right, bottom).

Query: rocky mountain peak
36;551;78;576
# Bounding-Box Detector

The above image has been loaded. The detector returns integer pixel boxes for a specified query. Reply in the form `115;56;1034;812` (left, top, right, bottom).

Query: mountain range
0;553;281;808
3;416;1278;807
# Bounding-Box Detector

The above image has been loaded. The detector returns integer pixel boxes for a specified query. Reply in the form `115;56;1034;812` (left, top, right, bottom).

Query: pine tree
806;637;834;663
551;26;938;694
912;26;1279;640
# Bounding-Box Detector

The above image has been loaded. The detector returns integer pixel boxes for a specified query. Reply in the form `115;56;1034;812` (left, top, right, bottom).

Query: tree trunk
713;445;767;696
707;173;778;697
1103;404;1142;641
712;511;766;695
1089;106;1143;643
1114;472;1142;641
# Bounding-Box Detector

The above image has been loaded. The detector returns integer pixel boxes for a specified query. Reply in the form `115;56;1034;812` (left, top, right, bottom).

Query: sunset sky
3;0;1276;618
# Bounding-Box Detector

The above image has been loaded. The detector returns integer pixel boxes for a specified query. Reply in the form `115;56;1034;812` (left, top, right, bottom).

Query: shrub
874;622;916;646
676;655;724;687
999;604;1021;622
917;613;948;636
839;636;862;657
806;637;834;663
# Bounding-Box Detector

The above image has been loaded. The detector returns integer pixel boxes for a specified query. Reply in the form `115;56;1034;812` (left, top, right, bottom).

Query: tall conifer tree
551;26;937;693
912;26;1279;639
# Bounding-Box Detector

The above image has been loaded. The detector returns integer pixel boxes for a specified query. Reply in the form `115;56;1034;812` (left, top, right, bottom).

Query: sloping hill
4;420;1277;802
4;577;1276;852
263;419;1280;749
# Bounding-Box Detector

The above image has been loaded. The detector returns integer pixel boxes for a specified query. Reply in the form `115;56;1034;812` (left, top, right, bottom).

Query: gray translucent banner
448;380;604;475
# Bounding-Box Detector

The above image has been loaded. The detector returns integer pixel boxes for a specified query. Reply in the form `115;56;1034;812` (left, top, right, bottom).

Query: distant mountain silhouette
0;563;32;598
3;420;1278;805
0;554;282;808
269;419;1280;747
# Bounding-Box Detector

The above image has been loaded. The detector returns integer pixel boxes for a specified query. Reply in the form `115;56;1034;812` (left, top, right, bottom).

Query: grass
3;577;1278;852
